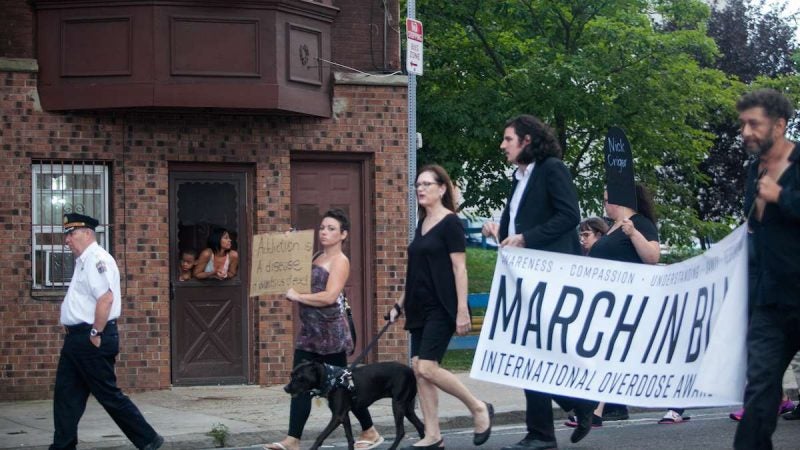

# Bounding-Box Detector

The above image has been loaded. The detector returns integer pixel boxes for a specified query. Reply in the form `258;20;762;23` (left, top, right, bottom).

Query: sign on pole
406;18;424;76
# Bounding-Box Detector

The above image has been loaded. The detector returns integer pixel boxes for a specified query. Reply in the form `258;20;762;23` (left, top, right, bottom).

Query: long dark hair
417;164;458;221
505;115;562;164
635;183;657;225
207;227;231;254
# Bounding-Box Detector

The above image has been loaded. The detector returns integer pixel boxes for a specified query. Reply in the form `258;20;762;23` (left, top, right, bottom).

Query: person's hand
215;270;227;279
286;288;301;302
620;218;635;236
89;335;101;348
500;233;525;248
757;174;782;203
387;303;403;323
455;309;471;336
481;222;500;243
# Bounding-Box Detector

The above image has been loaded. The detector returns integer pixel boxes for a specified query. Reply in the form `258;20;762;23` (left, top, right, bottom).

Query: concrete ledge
334;71;407;87
0;58;38;73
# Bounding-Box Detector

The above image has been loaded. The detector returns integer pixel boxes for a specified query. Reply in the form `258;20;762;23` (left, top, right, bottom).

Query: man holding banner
482;115;596;450
734;89;800;450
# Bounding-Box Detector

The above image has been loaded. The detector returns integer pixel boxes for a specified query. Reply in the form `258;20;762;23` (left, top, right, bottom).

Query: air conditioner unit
45;250;75;286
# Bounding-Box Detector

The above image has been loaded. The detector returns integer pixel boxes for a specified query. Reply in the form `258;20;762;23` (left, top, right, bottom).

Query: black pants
50;322;158;450
288;349;374;439
524;389;597;442
734;305;800;450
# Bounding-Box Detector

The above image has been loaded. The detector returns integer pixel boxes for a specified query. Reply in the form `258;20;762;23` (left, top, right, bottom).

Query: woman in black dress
388;165;493;450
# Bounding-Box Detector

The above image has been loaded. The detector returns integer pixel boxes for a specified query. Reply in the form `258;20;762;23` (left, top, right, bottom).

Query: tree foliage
414;0;798;246
695;0;798;244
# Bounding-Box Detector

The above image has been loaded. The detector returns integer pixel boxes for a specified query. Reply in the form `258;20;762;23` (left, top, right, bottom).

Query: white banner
470;226;748;407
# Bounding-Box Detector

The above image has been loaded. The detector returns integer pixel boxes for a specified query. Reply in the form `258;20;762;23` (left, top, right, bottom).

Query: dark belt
64;320;117;334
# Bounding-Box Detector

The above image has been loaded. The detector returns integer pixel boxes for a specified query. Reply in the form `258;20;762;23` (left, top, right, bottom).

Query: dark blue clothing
50;322;158;450
735;142;800;450
744;143;800;307
404;213;465;329
499;157;582;254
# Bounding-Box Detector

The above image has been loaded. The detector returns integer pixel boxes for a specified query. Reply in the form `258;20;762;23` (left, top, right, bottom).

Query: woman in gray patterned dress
264;209;383;450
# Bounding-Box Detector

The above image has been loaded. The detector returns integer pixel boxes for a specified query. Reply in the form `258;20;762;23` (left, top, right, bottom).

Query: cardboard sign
249;230;314;296
604;127;637;209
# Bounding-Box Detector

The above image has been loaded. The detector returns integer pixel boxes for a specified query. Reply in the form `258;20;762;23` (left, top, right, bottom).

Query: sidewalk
2;372;796;450
0;372;528;450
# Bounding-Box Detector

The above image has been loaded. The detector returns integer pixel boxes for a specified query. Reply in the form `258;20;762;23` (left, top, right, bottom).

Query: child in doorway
178;249;198;281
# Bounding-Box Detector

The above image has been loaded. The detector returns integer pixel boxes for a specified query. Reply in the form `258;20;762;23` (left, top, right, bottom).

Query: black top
588;214;659;263
744;142;800;306
499;157;581;254
404;213;466;329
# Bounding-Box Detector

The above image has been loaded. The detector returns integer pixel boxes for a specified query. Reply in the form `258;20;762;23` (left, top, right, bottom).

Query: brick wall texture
0;67;411;400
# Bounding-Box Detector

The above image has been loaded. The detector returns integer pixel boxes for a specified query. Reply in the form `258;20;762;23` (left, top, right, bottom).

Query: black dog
284;360;425;450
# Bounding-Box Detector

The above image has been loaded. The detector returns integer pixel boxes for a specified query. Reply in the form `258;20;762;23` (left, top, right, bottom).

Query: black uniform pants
734;305;800;450
50;322;158;450
524;389;597;442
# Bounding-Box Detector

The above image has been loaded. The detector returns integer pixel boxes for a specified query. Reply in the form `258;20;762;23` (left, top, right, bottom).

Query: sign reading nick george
470;226;749;407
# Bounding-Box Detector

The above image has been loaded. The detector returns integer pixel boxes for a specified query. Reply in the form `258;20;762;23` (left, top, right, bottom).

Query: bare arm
90;290;113;347
450;251;471;336
193;249;214;279
621;218;660;264
287;255;349;307
226;250;239;277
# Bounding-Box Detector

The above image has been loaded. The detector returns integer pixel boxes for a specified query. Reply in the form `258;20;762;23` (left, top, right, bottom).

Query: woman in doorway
388;165;493;450
194;227;239;280
264;209;383;450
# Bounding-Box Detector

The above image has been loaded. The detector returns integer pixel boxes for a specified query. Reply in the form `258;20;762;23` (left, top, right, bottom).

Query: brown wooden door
291;157;372;361
169;168;250;385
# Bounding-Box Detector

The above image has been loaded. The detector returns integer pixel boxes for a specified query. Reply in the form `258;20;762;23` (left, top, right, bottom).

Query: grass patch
467;247;497;293
441;348;476;372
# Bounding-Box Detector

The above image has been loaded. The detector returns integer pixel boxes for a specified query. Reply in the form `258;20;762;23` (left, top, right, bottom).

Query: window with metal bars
32;161;110;289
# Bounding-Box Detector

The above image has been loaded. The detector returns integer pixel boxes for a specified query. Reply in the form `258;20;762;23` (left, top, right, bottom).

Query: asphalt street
222;407;800;450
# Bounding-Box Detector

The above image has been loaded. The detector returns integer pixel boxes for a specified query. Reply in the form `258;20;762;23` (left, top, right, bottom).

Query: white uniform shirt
508;163;534;237
60;241;122;326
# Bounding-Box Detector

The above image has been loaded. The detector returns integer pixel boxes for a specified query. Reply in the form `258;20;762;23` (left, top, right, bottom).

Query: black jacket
499;156;581;255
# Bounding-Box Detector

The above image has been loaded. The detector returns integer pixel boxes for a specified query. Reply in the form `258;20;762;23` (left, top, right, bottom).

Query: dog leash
348;307;401;369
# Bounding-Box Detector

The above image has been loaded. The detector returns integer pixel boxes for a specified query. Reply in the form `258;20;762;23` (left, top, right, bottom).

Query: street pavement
1;371;797;450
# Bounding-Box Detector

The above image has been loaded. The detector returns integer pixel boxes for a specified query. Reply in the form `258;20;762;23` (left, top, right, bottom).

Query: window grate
32;161;110;289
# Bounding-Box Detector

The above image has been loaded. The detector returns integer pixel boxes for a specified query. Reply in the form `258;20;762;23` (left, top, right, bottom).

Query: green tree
415;0;739;245
695;0;798;246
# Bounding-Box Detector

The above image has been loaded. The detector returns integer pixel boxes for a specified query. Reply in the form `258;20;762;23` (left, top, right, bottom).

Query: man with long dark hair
483;115;596;450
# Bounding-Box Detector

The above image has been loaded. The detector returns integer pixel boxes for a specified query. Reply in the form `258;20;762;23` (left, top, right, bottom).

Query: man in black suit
483;115;596;450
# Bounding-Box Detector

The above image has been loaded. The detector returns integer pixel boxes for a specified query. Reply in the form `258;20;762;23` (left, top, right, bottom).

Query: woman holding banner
264;209;383;450
388;164;493;450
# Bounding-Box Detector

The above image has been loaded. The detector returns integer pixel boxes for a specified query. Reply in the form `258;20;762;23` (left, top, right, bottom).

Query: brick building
0;0;411;400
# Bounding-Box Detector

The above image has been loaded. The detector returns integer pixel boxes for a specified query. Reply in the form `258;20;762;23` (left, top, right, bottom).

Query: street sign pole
407;2;418;243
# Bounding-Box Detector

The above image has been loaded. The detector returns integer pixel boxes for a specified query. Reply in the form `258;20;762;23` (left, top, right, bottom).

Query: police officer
51;213;163;450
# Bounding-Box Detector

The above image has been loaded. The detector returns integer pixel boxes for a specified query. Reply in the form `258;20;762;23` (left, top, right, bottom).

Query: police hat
63;213;99;233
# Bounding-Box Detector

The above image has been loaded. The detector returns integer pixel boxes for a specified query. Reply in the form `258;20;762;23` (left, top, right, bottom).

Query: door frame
289;151;376;361
168;162;254;384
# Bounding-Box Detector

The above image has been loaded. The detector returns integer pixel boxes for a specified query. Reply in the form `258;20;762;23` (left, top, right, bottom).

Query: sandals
658;409;690;424
354;435;385;450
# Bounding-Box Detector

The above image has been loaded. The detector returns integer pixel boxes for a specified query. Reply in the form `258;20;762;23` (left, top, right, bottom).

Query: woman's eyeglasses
579;231;595;239
415;181;441;189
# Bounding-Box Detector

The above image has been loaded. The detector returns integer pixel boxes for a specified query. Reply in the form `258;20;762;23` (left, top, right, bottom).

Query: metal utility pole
407;0;417;243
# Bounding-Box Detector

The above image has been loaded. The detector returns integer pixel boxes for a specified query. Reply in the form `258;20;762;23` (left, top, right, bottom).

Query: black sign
604;127;636;210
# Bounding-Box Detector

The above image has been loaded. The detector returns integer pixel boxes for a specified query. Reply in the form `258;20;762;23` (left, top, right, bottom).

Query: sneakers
783;404;800;420
658;410;690;424
778;399;795;414
730;400;796;422
565;414;603;428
